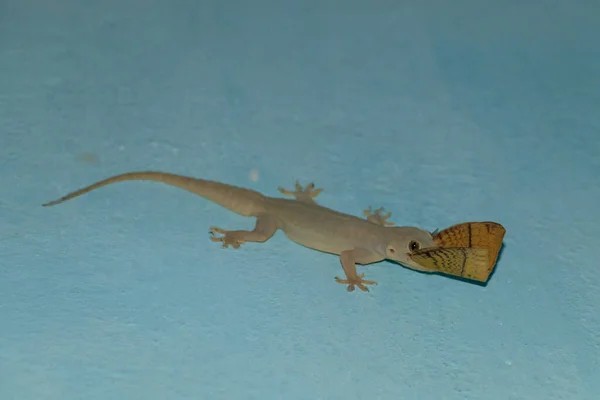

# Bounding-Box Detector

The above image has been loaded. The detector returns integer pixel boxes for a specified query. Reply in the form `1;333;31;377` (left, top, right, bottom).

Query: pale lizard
43;171;437;292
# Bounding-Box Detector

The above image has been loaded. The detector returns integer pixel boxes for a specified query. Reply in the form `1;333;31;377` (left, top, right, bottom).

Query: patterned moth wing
410;222;505;282
433;222;505;272
409;247;490;282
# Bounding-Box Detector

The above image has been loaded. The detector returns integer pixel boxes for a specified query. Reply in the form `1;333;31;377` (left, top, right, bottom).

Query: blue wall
1;1;598;399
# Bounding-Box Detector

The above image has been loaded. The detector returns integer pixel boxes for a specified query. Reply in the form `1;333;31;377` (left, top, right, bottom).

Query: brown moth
410;222;506;282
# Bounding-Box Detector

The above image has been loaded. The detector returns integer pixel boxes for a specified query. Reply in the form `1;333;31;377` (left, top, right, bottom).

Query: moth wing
410;247;491;282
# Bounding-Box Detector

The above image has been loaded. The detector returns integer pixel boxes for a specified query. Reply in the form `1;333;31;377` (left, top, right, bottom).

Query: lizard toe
209;226;244;249
335;274;377;292
278;181;323;203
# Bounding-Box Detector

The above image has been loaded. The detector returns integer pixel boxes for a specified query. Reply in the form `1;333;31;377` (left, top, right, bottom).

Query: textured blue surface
1;1;599;399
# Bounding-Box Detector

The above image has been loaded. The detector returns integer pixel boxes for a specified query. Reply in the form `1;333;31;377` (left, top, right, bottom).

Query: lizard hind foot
209;226;245;249
277;180;323;204
334;273;378;292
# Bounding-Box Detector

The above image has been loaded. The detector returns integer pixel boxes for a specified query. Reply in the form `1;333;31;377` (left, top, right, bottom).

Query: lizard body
43;171;436;292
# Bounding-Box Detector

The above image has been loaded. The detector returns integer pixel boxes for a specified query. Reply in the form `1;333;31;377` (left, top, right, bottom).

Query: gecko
42;171;437;292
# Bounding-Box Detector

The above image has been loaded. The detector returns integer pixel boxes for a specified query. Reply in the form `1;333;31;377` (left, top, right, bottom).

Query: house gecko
43;171;437;292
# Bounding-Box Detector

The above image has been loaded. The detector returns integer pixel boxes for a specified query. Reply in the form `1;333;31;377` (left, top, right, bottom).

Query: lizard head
383;227;438;272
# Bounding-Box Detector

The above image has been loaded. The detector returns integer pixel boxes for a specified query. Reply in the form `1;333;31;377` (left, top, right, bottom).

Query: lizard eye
408;241;420;252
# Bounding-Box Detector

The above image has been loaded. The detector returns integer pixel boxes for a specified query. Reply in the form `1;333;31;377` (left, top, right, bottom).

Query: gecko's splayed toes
209;226;245;249
334;273;378;292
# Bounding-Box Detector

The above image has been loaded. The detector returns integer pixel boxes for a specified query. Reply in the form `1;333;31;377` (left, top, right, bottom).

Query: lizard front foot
209;226;245;249
363;206;395;226
278;181;323;204
334;273;378;292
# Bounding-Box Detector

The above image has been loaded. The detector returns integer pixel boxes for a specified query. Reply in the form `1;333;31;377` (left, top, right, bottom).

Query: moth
409;222;506;282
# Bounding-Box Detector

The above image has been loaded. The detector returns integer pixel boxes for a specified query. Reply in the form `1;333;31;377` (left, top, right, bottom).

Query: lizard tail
42;171;267;217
